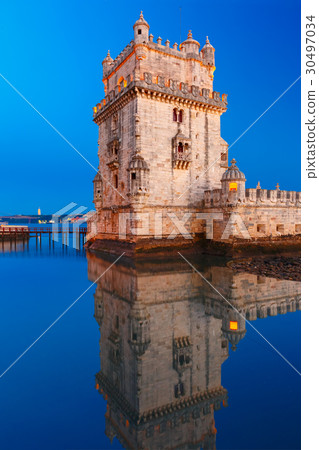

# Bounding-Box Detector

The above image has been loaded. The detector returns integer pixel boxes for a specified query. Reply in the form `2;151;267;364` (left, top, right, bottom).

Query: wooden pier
0;226;87;246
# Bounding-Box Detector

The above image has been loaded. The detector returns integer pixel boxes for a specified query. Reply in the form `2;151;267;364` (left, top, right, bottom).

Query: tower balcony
173;151;191;169
106;155;119;170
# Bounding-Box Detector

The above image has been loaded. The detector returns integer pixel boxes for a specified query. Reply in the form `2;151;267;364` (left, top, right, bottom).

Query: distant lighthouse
38;208;41;216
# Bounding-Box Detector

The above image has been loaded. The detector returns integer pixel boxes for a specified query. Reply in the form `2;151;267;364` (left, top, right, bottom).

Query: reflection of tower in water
88;253;300;449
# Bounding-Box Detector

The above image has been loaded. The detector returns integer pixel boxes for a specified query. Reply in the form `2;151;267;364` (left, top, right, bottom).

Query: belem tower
87;12;301;254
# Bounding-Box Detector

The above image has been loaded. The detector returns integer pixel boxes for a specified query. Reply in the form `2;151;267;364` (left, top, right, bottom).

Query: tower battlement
93;74;228;119
95;12;223;111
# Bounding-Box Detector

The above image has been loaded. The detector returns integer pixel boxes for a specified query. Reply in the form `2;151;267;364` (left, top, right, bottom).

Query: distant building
87;13;301;253
38;208;41;216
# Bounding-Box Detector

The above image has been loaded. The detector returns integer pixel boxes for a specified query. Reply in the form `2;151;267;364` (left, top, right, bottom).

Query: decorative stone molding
93;74;228;123
96;370;228;426
173;336;192;372
172;130;192;169
93;172;103;210
127;154;150;199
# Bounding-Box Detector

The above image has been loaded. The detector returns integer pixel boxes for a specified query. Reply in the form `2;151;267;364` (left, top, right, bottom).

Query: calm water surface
0;235;301;449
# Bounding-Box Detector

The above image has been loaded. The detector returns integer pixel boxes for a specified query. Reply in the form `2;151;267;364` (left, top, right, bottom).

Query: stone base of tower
86;234;205;258
205;234;301;257
86;203;301;257
86;204;301;256
86;233;300;259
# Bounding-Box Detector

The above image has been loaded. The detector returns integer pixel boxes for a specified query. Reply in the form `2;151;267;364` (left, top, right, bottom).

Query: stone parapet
102;37;217;79
205;188;301;207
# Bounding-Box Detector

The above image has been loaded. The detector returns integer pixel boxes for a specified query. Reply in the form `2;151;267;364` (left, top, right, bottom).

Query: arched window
178;142;184;153
173;108;178;122
178;110;183;123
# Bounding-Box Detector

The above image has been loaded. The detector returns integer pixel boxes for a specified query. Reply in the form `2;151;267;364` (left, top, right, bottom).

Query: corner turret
180;30;200;55
221;159;246;205
93;171;103;210
133;11;150;44
221;309;246;352
102;50;114;78
201;36;215;66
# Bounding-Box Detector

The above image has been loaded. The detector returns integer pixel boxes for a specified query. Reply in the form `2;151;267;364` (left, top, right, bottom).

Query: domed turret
221;158;246;205
133;11;150;44
221;309;246;351
221;159;246;181
102;50;114;78
128;154;149;198
129;302;150;356
201;36;215;66
128;154;149;171
93;171;103;210
180;30;200;55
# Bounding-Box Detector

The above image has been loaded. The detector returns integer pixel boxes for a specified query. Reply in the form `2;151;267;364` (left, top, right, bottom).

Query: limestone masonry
87;12;301;253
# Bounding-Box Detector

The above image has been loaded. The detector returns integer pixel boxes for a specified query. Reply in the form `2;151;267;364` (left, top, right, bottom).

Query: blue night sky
0;0;300;215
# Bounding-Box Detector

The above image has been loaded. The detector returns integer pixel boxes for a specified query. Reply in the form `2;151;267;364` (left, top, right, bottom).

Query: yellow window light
229;321;238;330
229;182;237;191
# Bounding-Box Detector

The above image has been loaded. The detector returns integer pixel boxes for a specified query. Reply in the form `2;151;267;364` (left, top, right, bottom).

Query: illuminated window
229;182;237;191
229;321;238;330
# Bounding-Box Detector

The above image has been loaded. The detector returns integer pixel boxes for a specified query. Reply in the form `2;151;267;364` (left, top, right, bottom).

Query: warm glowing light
229;182;237;191
229;321;238;330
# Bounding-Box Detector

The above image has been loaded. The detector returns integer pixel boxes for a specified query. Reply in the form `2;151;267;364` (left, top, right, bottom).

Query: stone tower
89;12;229;248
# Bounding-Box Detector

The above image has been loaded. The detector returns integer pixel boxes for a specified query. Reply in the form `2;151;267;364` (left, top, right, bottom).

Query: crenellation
93;73;228;118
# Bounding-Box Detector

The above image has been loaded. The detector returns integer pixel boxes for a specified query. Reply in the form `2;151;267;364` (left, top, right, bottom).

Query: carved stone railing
106;155;119;170
173;151;191;169
204;188;301;207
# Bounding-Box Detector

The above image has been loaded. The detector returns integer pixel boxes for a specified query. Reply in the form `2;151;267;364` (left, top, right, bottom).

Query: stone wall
208;205;301;240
